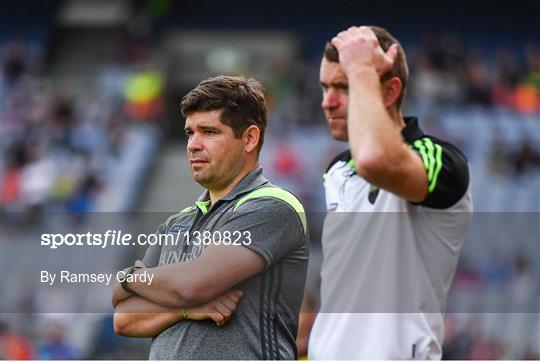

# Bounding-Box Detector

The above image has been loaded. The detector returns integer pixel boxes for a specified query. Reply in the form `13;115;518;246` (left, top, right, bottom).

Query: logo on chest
169;223;189;233
159;243;206;265
368;185;380;204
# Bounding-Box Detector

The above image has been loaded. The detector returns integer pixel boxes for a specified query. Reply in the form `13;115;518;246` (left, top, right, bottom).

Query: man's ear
382;77;403;108
243;125;261;153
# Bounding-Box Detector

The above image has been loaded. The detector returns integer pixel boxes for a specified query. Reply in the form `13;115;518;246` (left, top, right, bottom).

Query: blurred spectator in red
123;65;164;122
272;141;304;178
468;333;505;360
0;322;34;360
513;84;539;113
492;49;520;108
0;145;25;209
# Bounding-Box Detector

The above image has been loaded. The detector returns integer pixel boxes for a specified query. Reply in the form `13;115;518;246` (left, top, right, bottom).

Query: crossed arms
112;244;266;337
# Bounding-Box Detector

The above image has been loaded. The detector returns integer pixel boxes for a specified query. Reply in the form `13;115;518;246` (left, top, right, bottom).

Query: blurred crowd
267;35;540;131
406;35;540;113
444;253;539;359
2;44;108;218
1;6;164;359
1;30;164;221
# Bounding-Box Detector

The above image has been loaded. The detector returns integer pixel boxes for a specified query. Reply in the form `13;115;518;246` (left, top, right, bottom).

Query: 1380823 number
186;230;252;246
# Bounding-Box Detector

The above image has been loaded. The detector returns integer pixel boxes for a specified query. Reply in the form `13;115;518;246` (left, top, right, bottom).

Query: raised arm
331;26;428;202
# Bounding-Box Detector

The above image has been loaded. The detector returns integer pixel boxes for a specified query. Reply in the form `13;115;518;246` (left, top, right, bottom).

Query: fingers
212;302;232;326
208;311;226;326
225;290;243;304
331;25;398;76
220;297;237;312
211;290;243;326
187;290;244;326
386;43;399;64
223;290;243;314
331;35;343;49
331;26;357;48
222;290;244;313
331;26;377;57
135;260;146;268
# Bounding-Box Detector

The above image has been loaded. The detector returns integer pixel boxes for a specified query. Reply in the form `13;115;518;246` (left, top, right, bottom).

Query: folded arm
113;289;244;337
113;296;183;338
124;245;265;308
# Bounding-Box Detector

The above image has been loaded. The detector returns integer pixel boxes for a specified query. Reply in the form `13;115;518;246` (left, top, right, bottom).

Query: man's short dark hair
323;26;409;108
180;75;267;151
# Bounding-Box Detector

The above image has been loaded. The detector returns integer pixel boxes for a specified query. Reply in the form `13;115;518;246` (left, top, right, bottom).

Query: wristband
182;307;189;320
121;265;142;296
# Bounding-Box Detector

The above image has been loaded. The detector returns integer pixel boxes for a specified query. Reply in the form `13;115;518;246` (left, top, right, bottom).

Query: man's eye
205;130;216;135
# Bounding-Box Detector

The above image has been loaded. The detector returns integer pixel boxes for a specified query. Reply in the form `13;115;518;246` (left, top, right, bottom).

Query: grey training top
142;167;309;360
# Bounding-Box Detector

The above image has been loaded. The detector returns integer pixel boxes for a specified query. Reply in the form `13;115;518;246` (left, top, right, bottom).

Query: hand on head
331;26;398;77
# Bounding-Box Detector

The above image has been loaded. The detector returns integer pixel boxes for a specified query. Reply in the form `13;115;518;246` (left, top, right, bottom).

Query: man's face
185;110;245;190
320;58;349;141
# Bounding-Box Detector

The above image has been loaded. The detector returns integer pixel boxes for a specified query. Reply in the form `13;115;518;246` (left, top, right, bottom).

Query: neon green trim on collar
165;206;195;227
195;200;212;214
234;187;307;234
181;206;195;213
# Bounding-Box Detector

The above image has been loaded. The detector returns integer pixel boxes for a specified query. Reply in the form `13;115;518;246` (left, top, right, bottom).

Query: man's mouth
328;116;346;122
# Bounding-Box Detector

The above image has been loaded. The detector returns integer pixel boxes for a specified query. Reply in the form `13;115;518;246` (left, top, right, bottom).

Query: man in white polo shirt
308;26;473;359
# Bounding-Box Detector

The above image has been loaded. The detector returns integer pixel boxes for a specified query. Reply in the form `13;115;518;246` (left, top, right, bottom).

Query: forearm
113;296;184;338
348;69;404;166
112;280;131;308
127;245;264;308
126;261;225;309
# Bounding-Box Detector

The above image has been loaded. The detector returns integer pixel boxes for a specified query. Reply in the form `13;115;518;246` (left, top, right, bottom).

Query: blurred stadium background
1;0;539;359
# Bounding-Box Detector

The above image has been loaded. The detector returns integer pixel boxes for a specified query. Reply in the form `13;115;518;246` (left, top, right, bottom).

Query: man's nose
322;89;339;109
187;133;203;153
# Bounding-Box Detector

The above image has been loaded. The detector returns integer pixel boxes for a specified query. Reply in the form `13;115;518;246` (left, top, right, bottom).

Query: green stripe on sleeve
234;187;308;234
413;140;429;170
429;143;444;192
423;138;436;182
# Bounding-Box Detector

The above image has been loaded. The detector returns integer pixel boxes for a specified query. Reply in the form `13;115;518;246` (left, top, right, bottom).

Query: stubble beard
327;118;349;142
192;160;241;192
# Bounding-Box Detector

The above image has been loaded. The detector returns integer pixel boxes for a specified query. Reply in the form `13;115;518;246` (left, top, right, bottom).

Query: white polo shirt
309;117;473;359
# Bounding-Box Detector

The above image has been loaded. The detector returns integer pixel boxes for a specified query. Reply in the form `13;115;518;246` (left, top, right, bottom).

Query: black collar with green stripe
401;116;425;144
325;116;423;173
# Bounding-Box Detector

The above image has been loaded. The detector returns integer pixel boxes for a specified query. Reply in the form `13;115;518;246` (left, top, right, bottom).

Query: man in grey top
112;76;309;359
